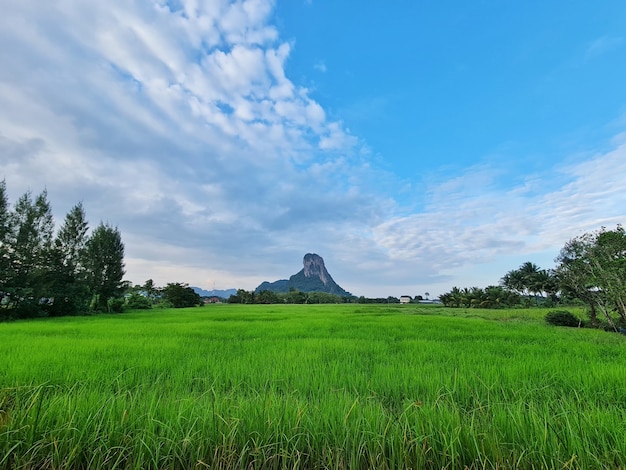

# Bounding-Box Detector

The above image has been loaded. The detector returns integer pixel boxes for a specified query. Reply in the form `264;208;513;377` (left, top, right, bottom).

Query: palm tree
502;262;551;304
501;269;525;295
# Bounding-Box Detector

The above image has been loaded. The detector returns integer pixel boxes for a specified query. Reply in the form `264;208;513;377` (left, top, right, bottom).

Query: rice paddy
0;304;625;469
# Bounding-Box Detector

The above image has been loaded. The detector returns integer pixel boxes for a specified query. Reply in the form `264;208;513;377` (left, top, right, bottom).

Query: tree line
125;280;202;309
0;182;125;319
3;179;623;326
228;288;353;304
0;182;209;318
439;225;626;330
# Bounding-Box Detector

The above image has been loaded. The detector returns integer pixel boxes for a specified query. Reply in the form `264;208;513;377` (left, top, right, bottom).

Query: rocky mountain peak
254;253;351;297
303;253;329;285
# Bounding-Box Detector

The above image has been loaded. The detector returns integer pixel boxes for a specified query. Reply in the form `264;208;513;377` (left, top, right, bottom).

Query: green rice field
1;304;625;469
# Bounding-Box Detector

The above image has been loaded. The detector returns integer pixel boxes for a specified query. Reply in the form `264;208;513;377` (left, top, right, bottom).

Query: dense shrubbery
107;297;126;313
229;288;353;304
545;310;582;327
125;292;152;310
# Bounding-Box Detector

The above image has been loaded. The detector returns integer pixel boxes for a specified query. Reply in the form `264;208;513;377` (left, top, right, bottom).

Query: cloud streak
1;0;625;297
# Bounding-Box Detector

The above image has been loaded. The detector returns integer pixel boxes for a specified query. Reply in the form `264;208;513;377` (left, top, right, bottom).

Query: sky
1;0;625;298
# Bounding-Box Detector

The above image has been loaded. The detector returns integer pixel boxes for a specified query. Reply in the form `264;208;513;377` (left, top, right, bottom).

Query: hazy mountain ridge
191;287;237;298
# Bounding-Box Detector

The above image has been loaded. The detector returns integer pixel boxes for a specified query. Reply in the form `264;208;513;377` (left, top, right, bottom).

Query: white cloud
314;60;327;73
0;0;371;284
357;138;626;295
584;35;624;60
1;0;625;298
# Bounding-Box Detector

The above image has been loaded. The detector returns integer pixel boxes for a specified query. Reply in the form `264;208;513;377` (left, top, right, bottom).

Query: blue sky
1;0;625;297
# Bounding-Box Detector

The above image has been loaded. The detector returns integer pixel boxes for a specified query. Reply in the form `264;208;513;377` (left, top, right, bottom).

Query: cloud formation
0;0;377;285
1;0;625;297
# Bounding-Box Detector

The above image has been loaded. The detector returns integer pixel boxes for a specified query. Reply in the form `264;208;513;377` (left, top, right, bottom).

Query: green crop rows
1;304;625;469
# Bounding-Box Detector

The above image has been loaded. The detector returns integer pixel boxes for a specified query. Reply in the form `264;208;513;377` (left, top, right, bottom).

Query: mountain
255;253;352;296
191;287;237;298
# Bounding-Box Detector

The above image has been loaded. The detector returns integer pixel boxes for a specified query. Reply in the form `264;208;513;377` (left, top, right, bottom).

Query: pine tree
6;190;55;316
84;223;125;311
0;181;12;310
48;203;90;315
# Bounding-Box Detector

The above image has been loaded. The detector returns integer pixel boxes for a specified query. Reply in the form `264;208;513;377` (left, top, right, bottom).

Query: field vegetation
1;304;625;469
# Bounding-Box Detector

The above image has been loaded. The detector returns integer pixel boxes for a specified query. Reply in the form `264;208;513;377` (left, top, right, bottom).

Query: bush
126;293;152;310
107;297;125;313
161;283;201;308
545;310;581;327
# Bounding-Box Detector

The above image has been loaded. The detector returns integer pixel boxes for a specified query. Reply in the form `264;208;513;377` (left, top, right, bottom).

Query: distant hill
255;253;351;296
191;287;237;298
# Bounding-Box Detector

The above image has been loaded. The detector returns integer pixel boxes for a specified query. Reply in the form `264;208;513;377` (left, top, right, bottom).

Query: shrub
107;297;125;313
545;310;581;327
126;293;152;310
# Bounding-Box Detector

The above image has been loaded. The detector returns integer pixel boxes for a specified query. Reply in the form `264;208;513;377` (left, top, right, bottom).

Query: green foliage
545;310;581;327
84;223;125;311
440;285;520;308
46;203;91;316
228;288;255;304
283;288;307;304
501;262;557;304
106;297;125;313
440;262;560;309
0;183;126;319
141;278;158;303
255;289;279;304
2;189;55;316
88;293;100;312
305;291;344;304
555;225;626;329
286;270;351;296
230;288;347;304
161;282;201;308
125;292;152;309
0;181;11;297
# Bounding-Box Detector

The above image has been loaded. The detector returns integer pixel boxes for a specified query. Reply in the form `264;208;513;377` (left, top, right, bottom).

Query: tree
501;269;525;296
256;289;279;304
306;291;343;304
84;223;125;311
555;233;601;325
48;203;90;315
126;292;152;309
5;190;55;315
56;203;89;273
228;289;256;304
439;287;463;308
0;184;126;318
501;261;556;304
555;225;626;329
439;285;520;309
592;226;626;321
161;282;201;308
0;181;11;306
284;289;307;304
142;278;158;303
482;285;520;308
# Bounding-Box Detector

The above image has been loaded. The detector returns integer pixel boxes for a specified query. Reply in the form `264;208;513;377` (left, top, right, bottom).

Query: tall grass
0;304;625;469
